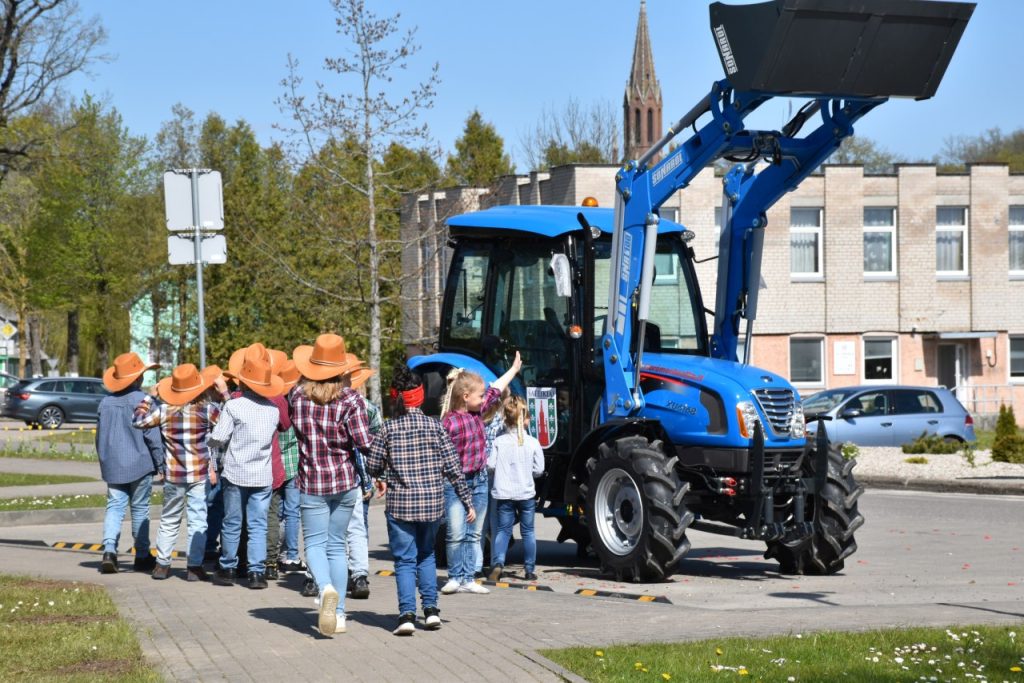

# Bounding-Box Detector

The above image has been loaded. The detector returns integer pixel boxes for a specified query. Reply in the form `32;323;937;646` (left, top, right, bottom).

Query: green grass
543;625;1024;682
973;428;996;451
0;445;97;462
39;430;97;445
0;574;161;682
0;472;96;487
0;491;162;512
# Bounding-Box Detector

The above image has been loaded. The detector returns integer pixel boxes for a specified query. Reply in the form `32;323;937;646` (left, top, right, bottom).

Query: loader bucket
709;0;974;100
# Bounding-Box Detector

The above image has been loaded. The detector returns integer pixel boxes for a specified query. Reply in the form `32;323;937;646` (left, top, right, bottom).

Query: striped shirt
133;392;229;485
290;386;372;496
442;387;501;474
366;407;470;522
487;431;545;500
97;389;164;485
209;391;287;488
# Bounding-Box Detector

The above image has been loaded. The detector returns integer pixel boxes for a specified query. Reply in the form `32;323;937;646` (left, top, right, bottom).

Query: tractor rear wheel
764;441;864;575
581;435;693;582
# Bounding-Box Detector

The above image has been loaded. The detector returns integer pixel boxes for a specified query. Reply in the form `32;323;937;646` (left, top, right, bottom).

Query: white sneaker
318;585;339;637
393;614;416;636
457;580;489;594
423;610;442;630
335;617;347;634
440;578;461;595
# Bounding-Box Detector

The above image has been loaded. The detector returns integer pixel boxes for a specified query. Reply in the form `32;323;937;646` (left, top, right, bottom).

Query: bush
840;442;860;461
901;432;962;454
991;405;1024;463
903;456;929;465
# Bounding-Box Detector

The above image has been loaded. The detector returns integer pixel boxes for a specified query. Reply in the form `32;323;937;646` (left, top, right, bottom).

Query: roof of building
626;0;661;104
446;205;686;238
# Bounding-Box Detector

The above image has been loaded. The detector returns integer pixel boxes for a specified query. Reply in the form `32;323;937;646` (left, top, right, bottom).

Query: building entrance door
937;343;966;397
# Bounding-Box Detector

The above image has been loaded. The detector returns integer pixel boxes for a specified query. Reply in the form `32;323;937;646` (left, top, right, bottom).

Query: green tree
520;98;619;170
827;135;904;174
445;110;513;186
939;127;1024;172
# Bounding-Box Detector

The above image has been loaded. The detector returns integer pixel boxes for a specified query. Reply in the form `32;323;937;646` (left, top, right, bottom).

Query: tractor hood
638;353;803;449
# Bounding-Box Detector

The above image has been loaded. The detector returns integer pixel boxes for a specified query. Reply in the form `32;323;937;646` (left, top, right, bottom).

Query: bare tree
519;97;620;171
0;0;106;182
276;0;439;403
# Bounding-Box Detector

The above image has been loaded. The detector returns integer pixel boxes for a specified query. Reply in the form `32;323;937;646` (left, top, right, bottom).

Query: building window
660;207;678;223
864;207;896;275
790;207;823;278
634;109;641;144
653;252;678;284
1011;336;1024;382
790;337;824;385
936;206;968;275
1010;206;1024;275
647;109;654;143
863;336;896;381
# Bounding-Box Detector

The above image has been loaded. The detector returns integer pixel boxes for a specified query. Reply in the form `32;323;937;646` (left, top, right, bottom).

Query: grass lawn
39;430;97;445
0;574;160;681
0;491;162;512
543;625;1024;682
0;472;96;487
0;446;97;462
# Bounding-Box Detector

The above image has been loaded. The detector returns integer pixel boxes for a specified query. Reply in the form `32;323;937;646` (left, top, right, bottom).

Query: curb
0;504;162;527
518;650;590;683
859;475;1024;496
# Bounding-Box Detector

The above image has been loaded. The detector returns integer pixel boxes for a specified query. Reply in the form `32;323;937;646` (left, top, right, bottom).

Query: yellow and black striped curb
51;541;184;559
575;588;672;604
374;569;554;592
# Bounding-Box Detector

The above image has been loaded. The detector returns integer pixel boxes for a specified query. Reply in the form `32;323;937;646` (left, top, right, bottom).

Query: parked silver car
2;376;108;429
802;385;976;447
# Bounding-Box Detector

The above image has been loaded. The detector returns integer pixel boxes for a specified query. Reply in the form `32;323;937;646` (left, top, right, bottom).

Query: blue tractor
411;0;973;581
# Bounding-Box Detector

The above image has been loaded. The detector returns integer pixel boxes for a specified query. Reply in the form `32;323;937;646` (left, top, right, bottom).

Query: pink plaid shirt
133;392;229;485
290;386;372;497
442;387;500;474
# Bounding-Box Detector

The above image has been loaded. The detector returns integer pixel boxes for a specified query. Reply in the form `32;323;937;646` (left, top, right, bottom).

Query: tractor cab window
441;244;490;357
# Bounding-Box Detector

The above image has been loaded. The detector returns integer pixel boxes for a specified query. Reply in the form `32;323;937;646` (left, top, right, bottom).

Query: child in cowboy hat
289;333;370;637
134;363;230;581
266;357;305;577
209;349;288;590
344;364;378;600
97;352;165;574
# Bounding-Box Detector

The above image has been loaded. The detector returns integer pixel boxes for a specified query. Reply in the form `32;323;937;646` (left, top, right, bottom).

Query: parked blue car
2;376;108;429
802;385;976;447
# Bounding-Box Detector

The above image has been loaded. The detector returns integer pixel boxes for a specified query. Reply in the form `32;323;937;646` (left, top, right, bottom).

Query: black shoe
278;559;306;574
248;572;268;590
300;575;318;597
265;565;279;581
393;612;416;636
524;572;538;581
487;564;503;582
133;555;156;573
100;552;118;574
350;575;370;599
423;606;442;631
152;563;171;580
212;568;237;586
186;566;209;582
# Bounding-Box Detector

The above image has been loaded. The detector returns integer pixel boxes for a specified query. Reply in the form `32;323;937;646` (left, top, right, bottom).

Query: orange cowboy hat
157;364;223;406
292;334;361;382
349;365;377;390
230;356;284;399
228;343;287;377
103;352;160;393
276;359;300;392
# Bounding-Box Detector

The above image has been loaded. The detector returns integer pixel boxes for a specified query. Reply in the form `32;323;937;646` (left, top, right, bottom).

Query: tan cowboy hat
157;364;223;406
103;352;160;392
228;343;279;377
292;334;361;381
349;365;377;390
231;357;284;399
276;359;300;391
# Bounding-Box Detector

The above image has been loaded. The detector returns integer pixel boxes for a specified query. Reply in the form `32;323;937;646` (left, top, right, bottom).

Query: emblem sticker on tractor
527;386;558;449
714;24;738;74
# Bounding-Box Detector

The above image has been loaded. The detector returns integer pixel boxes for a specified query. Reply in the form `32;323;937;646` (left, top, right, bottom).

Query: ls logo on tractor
527;386;558;449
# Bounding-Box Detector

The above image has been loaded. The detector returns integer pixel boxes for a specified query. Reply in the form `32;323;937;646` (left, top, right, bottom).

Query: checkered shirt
290;386;372;496
442;386;501;474
209;391;284;488
271;394;299;480
133;392;228;485
366;407;470;522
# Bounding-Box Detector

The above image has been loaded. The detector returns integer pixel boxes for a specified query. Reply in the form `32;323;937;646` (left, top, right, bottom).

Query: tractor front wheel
581;435;693;582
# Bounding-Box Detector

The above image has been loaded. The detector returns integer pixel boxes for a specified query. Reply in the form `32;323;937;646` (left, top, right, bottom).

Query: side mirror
550;254;572;298
840;408;862;420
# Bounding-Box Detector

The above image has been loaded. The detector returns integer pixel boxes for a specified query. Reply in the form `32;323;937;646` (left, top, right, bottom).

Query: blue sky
68;0;1022;170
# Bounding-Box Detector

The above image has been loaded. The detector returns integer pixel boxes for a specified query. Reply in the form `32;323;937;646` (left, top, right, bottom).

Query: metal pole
190;169;207;367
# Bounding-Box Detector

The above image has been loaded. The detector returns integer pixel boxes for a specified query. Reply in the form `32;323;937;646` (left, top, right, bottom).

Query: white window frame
1010;335;1024;384
653;252;678;284
936;206;969;277
863;207;896;278
789;336;825;388
1010;206;1024;278
790;207;824;281
862;335;898;383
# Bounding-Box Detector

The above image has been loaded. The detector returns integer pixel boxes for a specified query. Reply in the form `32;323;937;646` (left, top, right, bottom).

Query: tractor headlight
736;401;761;439
790;402;806;438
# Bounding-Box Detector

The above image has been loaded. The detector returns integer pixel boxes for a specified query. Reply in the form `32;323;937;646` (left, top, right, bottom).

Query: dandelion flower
738;669;749;676
662;674;671;681
715;647;724;656
594;650;603;657
1010;666;1022;672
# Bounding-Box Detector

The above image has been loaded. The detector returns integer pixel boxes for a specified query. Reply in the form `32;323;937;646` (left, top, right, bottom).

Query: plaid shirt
366;408;470;522
271;394;299;480
442;387;501;474
290;386;372;496
209;391;285;489
133;391;229;485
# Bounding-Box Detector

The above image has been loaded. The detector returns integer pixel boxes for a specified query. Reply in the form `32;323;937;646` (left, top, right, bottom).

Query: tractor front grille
753;388;797;437
763;449;804;479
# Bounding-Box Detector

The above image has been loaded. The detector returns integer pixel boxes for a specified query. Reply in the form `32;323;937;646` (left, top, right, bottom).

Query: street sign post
163;169;227;367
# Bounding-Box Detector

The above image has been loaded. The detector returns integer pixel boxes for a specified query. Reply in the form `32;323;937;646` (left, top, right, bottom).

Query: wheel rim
39;407;61;429
594;467;643;556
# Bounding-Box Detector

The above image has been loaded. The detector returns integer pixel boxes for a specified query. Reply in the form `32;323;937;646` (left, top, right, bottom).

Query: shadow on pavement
938;603;1024;619
345;610;401;634
249;606;329;638
766;590;839;606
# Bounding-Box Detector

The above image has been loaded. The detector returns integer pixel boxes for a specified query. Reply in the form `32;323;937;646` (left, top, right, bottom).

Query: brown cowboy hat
292;334;361;381
349;365;377;390
276;359;300;392
103;352;160;393
229;343;284;377
231;357;284;399
157;364;223;406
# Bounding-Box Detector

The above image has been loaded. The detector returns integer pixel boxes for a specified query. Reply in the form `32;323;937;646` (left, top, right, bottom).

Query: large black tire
580;435;693;582
764;442;864;575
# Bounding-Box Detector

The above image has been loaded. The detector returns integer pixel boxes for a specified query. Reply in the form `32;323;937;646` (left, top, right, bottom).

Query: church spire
624;0;663;161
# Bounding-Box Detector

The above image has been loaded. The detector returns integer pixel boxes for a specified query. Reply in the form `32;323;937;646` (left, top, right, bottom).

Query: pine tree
991;404;1024;464
445;110;513;187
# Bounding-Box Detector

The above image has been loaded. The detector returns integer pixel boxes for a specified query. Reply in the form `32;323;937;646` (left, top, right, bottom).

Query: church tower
623;0;663;162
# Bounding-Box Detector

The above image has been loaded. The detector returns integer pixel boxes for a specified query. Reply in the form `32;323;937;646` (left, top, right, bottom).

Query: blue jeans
444;470;488;583
220;479;273;574
386;513;441;616
301;487;358;617
492;498;537;573
205;478;223;555
156;481;208;567
347;492;369;578
102;474;153;558
280;477;300;561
